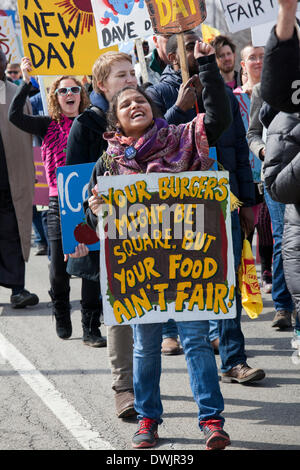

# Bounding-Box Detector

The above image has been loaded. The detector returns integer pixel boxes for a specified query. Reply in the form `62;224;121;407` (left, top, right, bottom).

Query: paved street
0;248;300;452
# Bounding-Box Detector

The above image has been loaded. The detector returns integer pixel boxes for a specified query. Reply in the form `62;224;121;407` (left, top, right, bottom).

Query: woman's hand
194;40;215;59
20;57;32;84
88;184;104;216
64;243;89;261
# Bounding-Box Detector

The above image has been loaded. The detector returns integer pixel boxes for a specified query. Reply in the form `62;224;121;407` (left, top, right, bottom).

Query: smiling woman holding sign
8;57;98;344
84;40;233;450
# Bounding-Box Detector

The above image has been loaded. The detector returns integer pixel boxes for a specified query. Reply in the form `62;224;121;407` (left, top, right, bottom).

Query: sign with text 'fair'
220;0;278;33
97;172;236;325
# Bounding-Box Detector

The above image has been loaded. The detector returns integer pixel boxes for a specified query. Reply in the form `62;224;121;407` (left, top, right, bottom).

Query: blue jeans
214;210;246;372
157;211;246;373
162;319;178;339
32;206;48;247
132;321;224;426
264;185;294;312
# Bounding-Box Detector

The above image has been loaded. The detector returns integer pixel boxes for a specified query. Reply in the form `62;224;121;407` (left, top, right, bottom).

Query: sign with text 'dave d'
97;171;236;326
91;0;153;49
145;0;206;34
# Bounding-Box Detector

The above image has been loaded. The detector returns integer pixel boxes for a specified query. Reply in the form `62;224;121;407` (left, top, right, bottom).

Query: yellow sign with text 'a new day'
17;0;117;75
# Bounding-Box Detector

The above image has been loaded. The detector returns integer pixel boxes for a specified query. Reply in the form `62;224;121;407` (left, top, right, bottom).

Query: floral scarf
102;114;214;175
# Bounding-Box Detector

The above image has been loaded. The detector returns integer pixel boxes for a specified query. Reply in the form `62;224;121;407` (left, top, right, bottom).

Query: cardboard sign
91;0;153;49
251;9;300;46
233;91;262;183
97;171;236;325
57;163;100;254
17;0;117;75
33;147;49;206
0;15;22;63
145;0;206;34
220;0;278;33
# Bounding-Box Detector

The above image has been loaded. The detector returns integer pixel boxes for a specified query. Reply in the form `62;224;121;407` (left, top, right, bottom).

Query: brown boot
221;363;265;384
272;310;292;329
161;337;183;356
115;390;136;418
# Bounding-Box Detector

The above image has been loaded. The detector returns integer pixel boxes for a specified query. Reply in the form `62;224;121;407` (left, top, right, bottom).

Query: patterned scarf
102;114;214;175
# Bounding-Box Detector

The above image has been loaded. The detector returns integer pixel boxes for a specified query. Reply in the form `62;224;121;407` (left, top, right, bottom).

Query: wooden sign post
135;38;149;85
145;0;207;84
176;32;190;84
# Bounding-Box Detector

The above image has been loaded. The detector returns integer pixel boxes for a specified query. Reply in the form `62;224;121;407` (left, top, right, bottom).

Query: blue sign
57;163;100;254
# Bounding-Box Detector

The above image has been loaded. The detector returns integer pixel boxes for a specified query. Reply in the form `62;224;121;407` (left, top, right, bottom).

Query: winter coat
2;80;35;261
66;93;108;165
261;26;300;113
65;92;108;281
147;57;255;206
264;111;300;312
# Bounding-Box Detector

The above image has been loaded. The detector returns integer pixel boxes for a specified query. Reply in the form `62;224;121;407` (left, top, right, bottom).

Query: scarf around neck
102;114;214;175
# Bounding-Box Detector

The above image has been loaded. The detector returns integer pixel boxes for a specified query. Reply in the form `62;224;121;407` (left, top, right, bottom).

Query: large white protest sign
97;171;236;326
220;0;278;33
91;0;153;49
251;5;300;46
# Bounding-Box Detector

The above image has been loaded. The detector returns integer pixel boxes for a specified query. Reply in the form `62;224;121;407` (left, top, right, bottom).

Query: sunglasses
55;86;81;96
6;70;19;75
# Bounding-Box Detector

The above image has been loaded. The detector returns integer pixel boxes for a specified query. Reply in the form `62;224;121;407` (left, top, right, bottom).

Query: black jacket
66;95;109;280
66;105;107;165
264;111;300;312
147;56;255;206
261;26;300;113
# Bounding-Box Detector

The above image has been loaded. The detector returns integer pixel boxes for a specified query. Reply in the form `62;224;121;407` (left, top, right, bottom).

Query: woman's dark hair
107;86;162;133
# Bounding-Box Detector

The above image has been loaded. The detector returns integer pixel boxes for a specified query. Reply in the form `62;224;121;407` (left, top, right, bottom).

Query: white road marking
0;330;115;450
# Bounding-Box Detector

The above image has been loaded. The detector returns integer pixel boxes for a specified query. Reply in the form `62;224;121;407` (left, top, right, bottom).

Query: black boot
81;309;106;348
49;289;72;339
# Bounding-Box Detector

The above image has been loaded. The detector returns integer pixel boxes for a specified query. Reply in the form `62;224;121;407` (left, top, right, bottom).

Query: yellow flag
201;24;221;43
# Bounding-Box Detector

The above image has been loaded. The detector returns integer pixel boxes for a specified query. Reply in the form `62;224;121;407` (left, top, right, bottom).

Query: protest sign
33;147;49;206
91;0;153;49
233;91;262;183
251;7;300;46
145;0;206;83
97;171;236;326
145;0;206;35
0;15;22;63
220;0;278;33
57;162;100;254
17;0;117;75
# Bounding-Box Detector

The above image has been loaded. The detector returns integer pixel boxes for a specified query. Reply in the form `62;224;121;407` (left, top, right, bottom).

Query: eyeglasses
246;55;264;62
6;70;20;75
55;86;81;96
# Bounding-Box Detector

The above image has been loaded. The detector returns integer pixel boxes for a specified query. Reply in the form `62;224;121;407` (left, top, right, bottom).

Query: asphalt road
0;248;300;452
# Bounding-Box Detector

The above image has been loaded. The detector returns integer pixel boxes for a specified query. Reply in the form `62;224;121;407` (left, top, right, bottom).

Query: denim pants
213;210;246;372
163;211;246;373
132;320;224;426
264;185;294;312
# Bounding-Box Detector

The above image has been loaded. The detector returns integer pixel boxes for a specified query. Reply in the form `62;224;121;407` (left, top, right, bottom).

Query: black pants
48;197;101;324
0;189;25;289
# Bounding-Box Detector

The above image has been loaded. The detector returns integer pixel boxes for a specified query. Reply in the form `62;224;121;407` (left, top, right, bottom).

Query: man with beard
211;35;241;90
146;31;265;385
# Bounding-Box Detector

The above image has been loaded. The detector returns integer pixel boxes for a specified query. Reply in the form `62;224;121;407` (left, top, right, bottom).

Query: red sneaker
200;419;231;450
132;418;158;448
